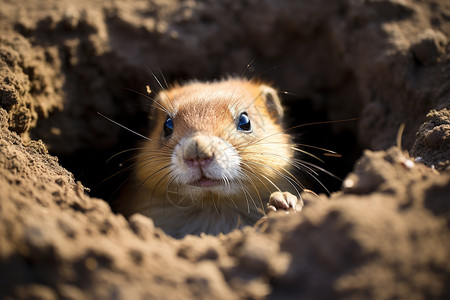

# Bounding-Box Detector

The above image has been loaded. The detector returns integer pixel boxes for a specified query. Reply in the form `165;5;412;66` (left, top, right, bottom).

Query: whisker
151;99;174;115
242;161;282;193
106;147;145;163
295;143;340;155
243;159;303;197
124;87;173;116
140;164;171;190
149;168;174;212
240;143;339;194
244;185;262;214
211;193;220;216
241;57;257;78
97;112;152;141
286;118;359;132
132;157;172;177
96;162;135;186
228;193;239;210
260;156;305;192
147;67;176;113
124;87;156;102
250;64;282;79
105;155;169;188
239;162;272;195
113;151;172;169
238;170;264;212
296;159;342;181
246;151;334;195
291;147;324;163
288;160;332;194
236;118;358;152
241;186;251;214
157;67;170;90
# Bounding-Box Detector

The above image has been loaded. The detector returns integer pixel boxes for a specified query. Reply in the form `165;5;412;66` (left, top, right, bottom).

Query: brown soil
0;0;449;299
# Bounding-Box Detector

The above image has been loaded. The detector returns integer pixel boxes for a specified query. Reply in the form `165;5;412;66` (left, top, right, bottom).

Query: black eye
237;112;252;132
164;117;173;137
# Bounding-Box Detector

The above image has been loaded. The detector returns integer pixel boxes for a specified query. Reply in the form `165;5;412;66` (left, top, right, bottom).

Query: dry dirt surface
1;0;449;299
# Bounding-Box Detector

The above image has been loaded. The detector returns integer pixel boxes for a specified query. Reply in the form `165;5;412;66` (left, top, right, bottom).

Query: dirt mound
0;0;449;299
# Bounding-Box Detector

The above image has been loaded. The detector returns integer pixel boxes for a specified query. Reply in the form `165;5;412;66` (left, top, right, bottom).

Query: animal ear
259;84;284;122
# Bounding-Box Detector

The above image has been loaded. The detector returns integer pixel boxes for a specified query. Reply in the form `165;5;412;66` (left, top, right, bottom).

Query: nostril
199;157;213;166
182;134;215;168
184;156;213;167
184;158;199;167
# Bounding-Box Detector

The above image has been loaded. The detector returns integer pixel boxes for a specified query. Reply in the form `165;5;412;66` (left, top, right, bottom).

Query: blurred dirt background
0;0;449;299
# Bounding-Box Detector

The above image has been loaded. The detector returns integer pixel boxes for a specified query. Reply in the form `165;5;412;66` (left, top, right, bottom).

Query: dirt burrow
0;0;449;299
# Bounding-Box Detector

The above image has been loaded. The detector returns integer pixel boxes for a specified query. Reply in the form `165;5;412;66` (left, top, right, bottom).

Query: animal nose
184;156;213;167
183;134;215;167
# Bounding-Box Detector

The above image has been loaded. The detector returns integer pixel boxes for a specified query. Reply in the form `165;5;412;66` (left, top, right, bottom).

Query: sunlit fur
119;78;298;238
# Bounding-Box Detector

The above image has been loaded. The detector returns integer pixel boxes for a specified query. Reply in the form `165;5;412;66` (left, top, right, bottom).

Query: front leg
267;191;303;214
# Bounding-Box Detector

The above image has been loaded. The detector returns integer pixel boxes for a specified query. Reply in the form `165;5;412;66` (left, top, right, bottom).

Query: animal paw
267;191;303;214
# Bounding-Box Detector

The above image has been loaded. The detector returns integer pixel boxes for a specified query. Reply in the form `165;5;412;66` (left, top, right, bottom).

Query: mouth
188;177;223;188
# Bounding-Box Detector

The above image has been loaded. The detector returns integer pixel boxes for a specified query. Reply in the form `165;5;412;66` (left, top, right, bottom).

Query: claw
267;191;303;214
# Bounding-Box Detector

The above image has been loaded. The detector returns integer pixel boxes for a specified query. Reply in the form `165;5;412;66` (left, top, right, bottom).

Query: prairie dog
118;78;302;238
